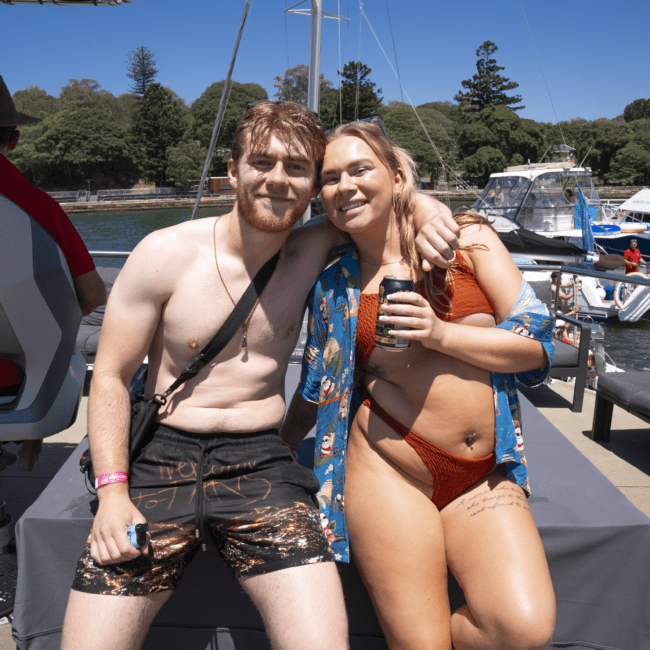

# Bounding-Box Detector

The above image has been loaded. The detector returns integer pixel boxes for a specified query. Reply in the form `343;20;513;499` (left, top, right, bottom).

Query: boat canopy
499;228;586;257
0;195;84;441
619;189;650;214
472;166;601;233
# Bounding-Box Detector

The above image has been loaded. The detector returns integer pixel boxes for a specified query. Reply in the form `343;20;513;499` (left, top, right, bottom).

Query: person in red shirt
0;76;106;470
624;239;647;274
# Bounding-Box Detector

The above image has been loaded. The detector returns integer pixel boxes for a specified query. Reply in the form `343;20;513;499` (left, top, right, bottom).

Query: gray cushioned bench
592;371;650;442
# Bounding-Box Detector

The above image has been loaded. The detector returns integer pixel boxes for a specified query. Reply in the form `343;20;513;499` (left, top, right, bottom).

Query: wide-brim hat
0;76;41;127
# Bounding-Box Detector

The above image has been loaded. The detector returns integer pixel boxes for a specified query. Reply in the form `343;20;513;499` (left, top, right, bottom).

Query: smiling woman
282;121;557;650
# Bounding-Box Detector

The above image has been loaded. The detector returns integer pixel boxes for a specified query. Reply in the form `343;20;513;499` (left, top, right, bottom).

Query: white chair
0;194;84;441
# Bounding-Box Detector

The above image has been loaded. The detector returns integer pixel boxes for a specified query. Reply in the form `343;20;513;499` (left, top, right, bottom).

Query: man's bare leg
61;589;172;650
239;562;349;650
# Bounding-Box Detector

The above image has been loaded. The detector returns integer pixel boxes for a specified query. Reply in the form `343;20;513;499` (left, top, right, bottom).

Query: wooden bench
592;371;650;442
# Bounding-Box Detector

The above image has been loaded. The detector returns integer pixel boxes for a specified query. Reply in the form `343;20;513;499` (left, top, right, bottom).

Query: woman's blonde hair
327;122;496;309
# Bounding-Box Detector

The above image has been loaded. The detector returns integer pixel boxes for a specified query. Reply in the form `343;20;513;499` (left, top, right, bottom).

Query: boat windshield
562;174;601;205
471;176;531;219
518;172;576;231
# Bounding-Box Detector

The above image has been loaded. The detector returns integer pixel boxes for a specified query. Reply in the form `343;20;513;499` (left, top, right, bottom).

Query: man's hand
90;484;149;565
412;194;460;272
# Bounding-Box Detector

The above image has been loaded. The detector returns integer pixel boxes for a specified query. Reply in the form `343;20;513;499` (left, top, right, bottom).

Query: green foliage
463;146;507;184
190;80;267;175
458;105;544;166
623;98;650;123
455;41;523;113
10;104;137;190
273;63;333;105
606;142;650;185
548;117;629;180
129;83;188;185
126;46;159;96
325;61;383;127
12;86;59;119
167;141;208;188
380;103;454;183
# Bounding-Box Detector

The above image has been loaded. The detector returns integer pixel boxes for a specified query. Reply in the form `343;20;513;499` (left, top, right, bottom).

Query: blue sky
3;0;648;124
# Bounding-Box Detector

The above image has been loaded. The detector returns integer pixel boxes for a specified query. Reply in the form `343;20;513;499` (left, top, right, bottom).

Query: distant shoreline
60;187;643;214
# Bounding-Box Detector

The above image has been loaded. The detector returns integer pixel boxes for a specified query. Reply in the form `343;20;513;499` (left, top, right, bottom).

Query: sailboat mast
307;0;323;113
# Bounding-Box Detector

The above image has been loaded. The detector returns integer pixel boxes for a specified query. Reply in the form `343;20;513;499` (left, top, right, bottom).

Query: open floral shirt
298;243;555;562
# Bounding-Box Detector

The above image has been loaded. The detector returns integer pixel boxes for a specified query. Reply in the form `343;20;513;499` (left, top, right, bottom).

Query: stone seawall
60;186;643;214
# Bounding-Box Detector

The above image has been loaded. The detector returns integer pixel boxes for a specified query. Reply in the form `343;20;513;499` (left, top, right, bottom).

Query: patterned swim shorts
71;424;332;596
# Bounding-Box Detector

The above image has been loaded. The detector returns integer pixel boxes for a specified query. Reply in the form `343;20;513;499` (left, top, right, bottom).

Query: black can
374;276;415;349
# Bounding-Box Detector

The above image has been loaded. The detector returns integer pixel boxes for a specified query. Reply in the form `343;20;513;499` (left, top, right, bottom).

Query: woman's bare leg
345;424;452;650
441;468;556;650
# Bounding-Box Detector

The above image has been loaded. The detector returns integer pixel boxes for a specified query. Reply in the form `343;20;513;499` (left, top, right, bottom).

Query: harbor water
68;205;650;373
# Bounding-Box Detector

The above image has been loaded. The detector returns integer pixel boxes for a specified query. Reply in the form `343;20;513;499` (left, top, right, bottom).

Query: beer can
374;276;415;349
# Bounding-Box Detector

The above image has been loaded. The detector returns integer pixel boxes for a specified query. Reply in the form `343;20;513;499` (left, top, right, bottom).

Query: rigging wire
385;1;403;103
518;0;567;146
357;5;478;207
190;0;252;220
355;2;363;121
284;0;291;71
338;0;343;126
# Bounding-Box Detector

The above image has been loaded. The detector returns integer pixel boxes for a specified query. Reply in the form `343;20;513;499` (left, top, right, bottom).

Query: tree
463;146;508;185
273;63;333;106
12;86;59;118
457;105;544;165
59;78;105;106
10;104;138;190
190;80;267;175
334;61;383;125
606;142;650;185
126;46;159;96
454;41;524;113
623;98;650;123
130;83;187;185
167;141;208;188
380;103;455;184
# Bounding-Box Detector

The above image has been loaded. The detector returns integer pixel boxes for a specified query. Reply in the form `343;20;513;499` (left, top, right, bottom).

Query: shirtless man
60;102;458;650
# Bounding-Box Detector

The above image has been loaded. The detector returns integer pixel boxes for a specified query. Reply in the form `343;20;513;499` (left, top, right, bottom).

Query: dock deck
1;381;649;649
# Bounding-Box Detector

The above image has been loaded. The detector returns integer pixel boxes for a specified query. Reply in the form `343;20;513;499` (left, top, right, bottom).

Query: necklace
213;217;261;349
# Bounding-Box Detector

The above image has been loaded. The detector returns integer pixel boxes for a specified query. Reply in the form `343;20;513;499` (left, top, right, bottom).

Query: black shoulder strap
158;250;280;400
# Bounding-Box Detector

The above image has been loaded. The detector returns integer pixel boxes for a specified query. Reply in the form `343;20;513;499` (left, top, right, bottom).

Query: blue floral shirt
298;243;555;562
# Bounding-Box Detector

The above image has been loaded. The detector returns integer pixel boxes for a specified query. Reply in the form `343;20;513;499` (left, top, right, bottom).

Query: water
69;204;649;372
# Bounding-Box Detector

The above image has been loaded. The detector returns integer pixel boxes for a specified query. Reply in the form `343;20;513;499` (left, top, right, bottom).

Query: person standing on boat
0;75;106;472
60;101;459;650
624;239;646;274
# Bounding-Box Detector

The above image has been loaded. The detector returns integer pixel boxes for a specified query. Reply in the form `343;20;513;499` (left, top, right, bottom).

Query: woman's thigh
345;428;452;650
440;467;556;643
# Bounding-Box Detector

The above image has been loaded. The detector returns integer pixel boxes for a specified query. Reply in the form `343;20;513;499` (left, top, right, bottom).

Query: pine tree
454;41;524;113
333;61;383;125
126;46;159;96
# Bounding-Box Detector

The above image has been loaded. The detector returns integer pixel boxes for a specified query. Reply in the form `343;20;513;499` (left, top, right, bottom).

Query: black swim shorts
71;424;332;596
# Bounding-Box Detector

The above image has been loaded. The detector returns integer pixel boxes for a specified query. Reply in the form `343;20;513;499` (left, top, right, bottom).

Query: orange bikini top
356;251;495;369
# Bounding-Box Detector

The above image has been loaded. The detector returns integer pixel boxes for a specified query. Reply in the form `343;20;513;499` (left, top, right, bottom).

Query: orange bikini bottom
362;397;497;510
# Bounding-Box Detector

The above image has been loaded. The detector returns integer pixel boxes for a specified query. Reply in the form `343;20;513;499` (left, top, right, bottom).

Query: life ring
614;271;648;308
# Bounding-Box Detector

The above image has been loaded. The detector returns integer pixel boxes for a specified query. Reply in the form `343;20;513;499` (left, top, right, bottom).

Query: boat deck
0;381;649;649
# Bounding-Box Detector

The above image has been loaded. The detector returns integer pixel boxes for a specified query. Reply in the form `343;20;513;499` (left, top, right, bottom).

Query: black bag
79;250;280;492
80;396;162;488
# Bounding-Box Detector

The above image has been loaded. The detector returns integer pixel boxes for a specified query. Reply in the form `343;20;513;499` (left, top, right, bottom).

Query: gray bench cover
597;371;650;411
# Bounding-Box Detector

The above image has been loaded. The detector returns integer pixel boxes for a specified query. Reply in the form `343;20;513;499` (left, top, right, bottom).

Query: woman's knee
477;601;556;650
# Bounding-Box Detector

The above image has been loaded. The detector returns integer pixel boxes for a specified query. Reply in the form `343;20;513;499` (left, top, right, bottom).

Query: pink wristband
95;472;128;489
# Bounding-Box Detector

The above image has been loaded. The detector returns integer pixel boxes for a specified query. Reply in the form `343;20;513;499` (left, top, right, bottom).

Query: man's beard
236;185;311;234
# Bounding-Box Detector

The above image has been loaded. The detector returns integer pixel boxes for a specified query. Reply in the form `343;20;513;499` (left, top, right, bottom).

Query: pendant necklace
213;216;260;349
